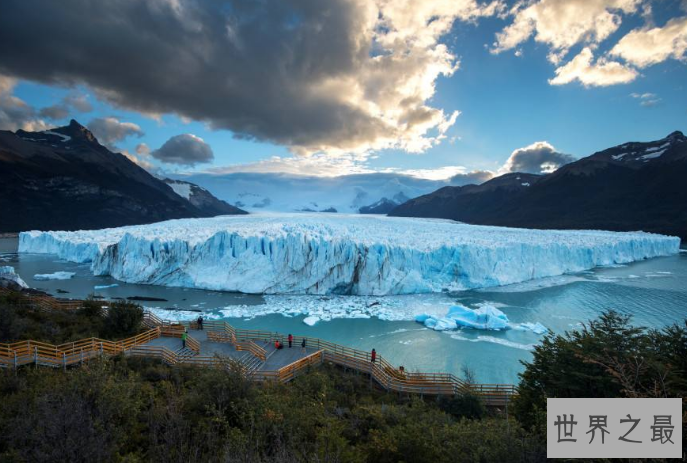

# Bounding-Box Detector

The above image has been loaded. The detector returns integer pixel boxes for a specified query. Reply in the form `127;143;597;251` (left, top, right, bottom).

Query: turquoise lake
2;237;685;385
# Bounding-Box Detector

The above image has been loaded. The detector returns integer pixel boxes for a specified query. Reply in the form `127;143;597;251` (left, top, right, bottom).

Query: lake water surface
2;237;685;385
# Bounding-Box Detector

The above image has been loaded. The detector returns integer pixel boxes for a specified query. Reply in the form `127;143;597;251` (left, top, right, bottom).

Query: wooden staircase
174;347;197;362
0;289;517;406
238;351;264;377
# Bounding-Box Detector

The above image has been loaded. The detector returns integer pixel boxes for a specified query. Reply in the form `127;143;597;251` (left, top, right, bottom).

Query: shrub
437;393;486;420
102;301;143;339
79;296;104;318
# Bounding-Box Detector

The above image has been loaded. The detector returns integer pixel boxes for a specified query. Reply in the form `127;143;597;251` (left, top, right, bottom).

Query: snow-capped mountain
19;214;679;295
359;192;411;214
163;178;246;216
174;172;448;214
391;131;687;239
0;120;245;232
586;131;686;165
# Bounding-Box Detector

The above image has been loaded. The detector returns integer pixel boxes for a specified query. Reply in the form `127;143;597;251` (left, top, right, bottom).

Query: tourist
371;348;376;363
181;329;188;349
301;338;307;353
274;339;279;350
288;333;293;348
197;315;204;330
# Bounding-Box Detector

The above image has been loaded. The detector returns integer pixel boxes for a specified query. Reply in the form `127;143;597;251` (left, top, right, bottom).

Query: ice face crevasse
18;214;681;296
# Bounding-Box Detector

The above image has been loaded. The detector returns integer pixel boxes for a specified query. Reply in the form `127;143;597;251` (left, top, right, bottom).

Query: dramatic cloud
122;150;155;171
122;142;156;171
0;75;49;131
38;104;69;120
630;92;661;107
610;16;687;67
136;143;151;156
448;170;494;185
199;152;491;181
39;92;93;121
0;0;499;156
203;153;373;177
500;141;575;174
548;47;638;86
152;134;214;166
492;0;642;62
64;93;93;113
394;167;489;182
87;117;143;148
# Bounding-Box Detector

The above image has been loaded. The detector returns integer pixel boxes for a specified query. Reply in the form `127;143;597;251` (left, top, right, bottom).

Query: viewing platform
0;288;516;407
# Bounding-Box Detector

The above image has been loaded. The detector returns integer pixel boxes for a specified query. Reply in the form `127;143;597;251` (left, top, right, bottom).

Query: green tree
102;301;144;339
513;310;687;430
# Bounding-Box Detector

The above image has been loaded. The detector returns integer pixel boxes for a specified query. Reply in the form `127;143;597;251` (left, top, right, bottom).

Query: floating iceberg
516;322;548;335
303;316;320;326
417;304;547;334
447;304;510;330
94;283;119;290
33;271;76;281
18;213;680;296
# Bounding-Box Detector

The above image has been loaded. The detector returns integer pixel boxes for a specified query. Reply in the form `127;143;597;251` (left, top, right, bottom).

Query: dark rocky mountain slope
390;132;687;240
0;120;245;232
163;178;246;217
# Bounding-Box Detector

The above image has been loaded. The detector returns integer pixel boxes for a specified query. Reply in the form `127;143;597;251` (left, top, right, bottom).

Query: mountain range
390;131;687;240
175;172;448;214
3;121;684;240
0;120;245;233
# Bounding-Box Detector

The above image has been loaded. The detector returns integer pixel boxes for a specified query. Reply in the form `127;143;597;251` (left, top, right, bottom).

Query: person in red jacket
371;348;376;363
288;333;293;348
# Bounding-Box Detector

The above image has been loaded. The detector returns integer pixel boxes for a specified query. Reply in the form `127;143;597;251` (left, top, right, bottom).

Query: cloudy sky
0;0;685;181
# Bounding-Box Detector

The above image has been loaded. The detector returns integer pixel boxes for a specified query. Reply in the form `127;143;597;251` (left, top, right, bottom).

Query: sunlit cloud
492;0;642;61
610;16;687;67
549;47;638;87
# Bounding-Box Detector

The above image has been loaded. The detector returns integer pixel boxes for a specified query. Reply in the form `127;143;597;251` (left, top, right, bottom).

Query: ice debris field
33;271;75;281
19;213;680;296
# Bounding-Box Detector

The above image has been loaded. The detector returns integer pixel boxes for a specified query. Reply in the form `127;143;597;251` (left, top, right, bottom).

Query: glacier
18;213;680;296
0;266;28;289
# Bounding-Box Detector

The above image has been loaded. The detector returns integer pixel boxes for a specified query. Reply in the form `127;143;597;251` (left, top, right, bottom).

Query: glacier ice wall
18;214;681;296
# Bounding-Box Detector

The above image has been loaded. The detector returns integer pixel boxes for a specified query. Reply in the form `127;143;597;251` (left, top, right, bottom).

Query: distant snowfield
175;172;447;213
19;213;680;296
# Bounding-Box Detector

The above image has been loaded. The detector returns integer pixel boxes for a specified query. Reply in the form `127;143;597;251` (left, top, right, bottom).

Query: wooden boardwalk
0;288;516;406
144;328;320;372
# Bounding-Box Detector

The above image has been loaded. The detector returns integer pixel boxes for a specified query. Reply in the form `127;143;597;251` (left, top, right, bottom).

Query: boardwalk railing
0;287;89;312
235;340;267;362
0;327;161;369
186;335;201;353
0;288;516;405
276;349;324;382
172;320;516;403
